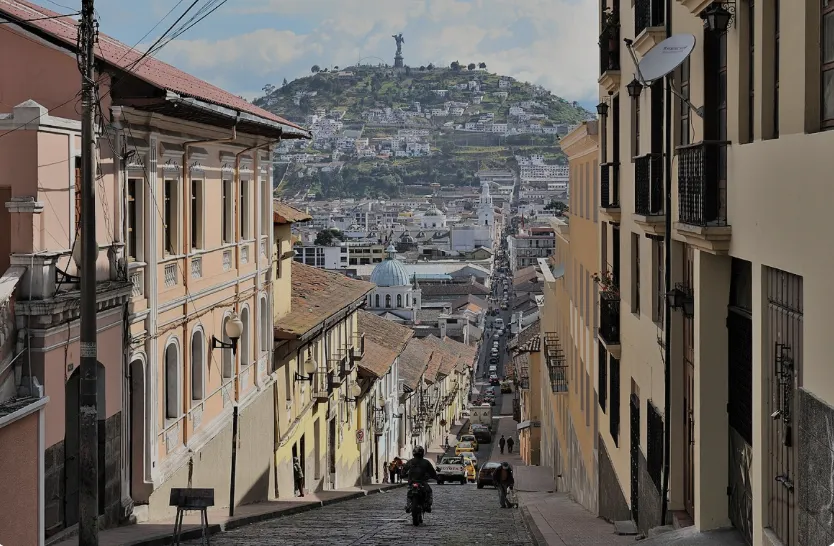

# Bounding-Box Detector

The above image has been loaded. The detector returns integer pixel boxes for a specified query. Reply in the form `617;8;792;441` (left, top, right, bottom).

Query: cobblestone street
184;479;533;545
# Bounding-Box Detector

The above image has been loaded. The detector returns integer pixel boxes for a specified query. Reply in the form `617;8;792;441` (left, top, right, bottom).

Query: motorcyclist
403;445;437;513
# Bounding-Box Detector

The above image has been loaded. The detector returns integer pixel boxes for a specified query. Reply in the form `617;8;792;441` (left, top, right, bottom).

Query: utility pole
78;0;99;544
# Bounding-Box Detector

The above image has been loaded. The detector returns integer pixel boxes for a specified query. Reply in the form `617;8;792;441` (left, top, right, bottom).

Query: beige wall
0;410;41;546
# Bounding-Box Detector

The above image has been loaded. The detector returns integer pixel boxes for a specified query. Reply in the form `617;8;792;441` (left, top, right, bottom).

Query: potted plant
440;418;447;427
592;270;619;298
599;8;620;56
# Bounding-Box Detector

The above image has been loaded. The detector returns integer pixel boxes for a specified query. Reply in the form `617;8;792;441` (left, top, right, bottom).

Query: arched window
221;315;233;380
397;294;402;307
375;294;380;308
406;294;410;308
164;339;180;420
260;298;269;353
240;307;251;368
385;294;391;308
191;330;204;401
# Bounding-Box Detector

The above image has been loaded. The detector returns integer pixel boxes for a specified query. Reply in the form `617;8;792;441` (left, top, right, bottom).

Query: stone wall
797;388;834;546
44;441;65;537
598;436;630;523
636;449;667;535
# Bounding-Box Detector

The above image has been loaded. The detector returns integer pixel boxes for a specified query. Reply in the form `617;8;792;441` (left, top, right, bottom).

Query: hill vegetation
254;64;591;199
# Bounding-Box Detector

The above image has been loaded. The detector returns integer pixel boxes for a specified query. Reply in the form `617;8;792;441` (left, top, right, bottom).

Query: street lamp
211;312;243;355
626;78;643;99
596;101;609;117
295;348;318;382
345;382;362;403
702;2;733;33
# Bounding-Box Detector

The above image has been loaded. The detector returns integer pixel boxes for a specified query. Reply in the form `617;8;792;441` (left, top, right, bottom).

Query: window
385;294;392;308
599;342;607;412
584;164;590;219
240;307;251;368
261;178;271;236
221;315;234;381
772;0;780;138
592;161;599;223
678;58;691;146
191;330;205;401
164;339;180;420
222;179;233;243
375;294;380;308
406;294;410;308
126;178;141;261
260;298;269;353
163;180;178;255
633;96;641;157
397;294;402;307
747;0;755;141
652;238;664;324
631;233;640;315
190;179;204;250
240;179;250;239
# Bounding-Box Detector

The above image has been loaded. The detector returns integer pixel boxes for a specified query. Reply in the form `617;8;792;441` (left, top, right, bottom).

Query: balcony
340;350;355;377
331;357;347;383
544;333;568;393
353;332;365;360
675;141;732;254
598;23;621;95
633;153;665;236
634;0;666;55
600;162;621;223
599;292;621;356
312;371;330;402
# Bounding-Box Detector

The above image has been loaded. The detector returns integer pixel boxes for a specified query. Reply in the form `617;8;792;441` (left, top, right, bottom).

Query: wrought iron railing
635;0;664;37
599;293;621;345
543;333;567;393
599;25;620;75
634;153;663;216
600;162;620;208
312;371;330;401
677;141;728;226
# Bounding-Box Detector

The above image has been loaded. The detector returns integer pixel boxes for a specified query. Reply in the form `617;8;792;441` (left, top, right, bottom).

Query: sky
82;0;599;109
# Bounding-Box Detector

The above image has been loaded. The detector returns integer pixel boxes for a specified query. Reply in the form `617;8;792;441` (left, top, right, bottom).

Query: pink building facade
0;0;308;539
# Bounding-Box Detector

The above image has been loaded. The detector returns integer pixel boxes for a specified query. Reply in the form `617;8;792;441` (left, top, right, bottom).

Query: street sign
356;429;365;443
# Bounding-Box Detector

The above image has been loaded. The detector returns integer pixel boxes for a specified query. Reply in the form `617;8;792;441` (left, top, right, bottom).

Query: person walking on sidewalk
293;457;305;497
382;461;390;483
499;435;506;454
496;462;515;508
507;436;515;454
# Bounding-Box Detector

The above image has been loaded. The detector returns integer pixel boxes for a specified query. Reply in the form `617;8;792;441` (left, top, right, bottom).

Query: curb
124;484;407;546
520;505;547;546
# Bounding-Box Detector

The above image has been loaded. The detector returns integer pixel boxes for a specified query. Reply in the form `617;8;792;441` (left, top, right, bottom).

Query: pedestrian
389;458;399;484
292;457;305;497
397;458;405;482
382;461;390;483
496;461;515;508
499;434;506;454
507;436;515;454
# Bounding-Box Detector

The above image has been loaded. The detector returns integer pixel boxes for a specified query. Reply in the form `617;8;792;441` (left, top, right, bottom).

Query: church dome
425;205;444;216
370;245;410;287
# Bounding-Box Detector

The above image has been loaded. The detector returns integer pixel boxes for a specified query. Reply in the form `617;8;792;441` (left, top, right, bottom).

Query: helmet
412;445;425;458
501;461;510;469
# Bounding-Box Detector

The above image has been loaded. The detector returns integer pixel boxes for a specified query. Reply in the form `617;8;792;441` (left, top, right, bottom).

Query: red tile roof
398;338;431;391
273;201;311;224
0;0;304;133
274;263;374;339
358;339;399;379
358;311;413;355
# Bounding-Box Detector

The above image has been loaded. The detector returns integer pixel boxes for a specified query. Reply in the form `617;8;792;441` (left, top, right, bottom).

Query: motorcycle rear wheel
412;505;422;526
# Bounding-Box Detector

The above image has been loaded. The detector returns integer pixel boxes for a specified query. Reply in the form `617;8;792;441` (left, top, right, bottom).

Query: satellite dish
637;34;696;83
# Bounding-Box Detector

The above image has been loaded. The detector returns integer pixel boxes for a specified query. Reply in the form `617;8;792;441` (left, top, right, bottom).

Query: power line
126;0;202;71
0;11;79;24
112;0;188;64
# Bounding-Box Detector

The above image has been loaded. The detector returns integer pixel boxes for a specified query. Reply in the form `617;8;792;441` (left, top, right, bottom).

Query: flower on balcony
592;270;619;297
600;8;620;34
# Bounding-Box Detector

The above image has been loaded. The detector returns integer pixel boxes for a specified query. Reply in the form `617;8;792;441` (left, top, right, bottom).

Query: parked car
459;434;479;451
477;462;502;488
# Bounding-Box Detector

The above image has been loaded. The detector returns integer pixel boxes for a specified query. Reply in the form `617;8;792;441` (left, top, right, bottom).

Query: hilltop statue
392;33;404;68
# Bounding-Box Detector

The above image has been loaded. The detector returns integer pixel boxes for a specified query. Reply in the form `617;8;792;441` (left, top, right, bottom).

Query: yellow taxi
459;434;479;451
455;441;475;456
464;460;477;482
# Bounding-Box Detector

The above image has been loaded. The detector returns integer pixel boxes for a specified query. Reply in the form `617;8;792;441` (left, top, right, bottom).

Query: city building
594;0;834;543
294;242;386;270
507;226;556;271
272;263;374;494
0;0;309;535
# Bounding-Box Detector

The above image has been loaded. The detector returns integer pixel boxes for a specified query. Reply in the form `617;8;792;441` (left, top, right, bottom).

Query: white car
436;456;467;485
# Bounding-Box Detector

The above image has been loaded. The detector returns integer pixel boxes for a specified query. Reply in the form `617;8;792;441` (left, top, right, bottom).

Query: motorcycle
406;481;430;526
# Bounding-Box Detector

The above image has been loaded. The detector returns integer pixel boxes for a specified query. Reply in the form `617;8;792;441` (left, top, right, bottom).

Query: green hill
254;64;591;199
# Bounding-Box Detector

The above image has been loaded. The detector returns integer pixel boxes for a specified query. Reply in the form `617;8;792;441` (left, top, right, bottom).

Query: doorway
314;419;321;480
682;245;695;516
65;363;106;527
328;418;337;489
128;359;150;503
629;392;640;525
0;187;10;274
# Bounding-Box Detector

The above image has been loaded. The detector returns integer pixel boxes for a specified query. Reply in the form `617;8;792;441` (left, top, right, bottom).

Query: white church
449;181;497;252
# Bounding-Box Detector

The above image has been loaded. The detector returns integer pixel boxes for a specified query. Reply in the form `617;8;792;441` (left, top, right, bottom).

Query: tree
262;83;275;96
450;61;461;71
334;65;339;70
479;62;487;69
419;65;426;71
311;64;320;73
314;228;344;246
545;200;568;213
427;63;435;70
467;63;476;70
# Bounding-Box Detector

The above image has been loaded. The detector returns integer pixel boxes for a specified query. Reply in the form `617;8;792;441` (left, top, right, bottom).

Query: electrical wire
0;11;79;24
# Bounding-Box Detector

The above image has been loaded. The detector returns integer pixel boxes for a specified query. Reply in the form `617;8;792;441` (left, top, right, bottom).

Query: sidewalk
491;395;633;546
48;484;404;546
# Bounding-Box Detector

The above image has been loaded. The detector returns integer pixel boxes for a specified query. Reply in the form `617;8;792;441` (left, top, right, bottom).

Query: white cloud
156;0;599;102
